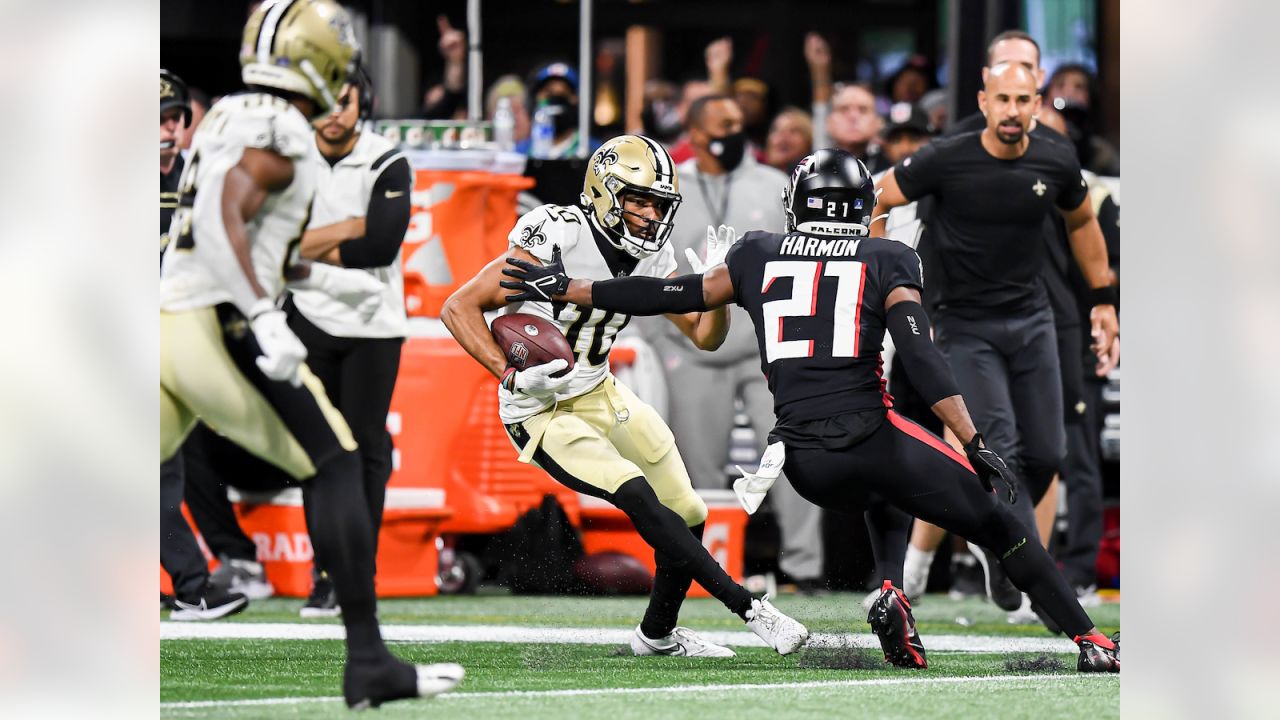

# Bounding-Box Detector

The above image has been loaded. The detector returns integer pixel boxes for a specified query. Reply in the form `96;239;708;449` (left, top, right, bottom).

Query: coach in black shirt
873;63;1118;543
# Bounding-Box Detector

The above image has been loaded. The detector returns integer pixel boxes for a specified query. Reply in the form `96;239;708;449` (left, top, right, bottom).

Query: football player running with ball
503;148;1119;673
159;0;463;707
443;135;809;658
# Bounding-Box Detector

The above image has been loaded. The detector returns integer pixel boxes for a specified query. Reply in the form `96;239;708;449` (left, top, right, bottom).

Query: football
491;313;576;376
573;551;654;595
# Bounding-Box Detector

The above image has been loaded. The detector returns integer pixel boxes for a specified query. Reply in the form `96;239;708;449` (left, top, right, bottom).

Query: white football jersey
290;131;409;338
498;203;676;423
160;92;317;313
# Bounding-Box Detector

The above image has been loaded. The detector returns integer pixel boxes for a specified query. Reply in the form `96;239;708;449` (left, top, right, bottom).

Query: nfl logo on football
510;341;529;365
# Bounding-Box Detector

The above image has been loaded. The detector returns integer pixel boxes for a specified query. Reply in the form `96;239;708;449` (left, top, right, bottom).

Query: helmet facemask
606;184;681;258
581;135;683;259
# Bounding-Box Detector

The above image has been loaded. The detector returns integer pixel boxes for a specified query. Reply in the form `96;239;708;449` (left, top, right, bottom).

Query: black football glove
500;244;570;302
963;433;1018;504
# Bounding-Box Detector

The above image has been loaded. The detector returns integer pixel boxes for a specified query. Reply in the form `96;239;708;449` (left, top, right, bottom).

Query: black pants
183;423;292;562
784;410;1093;637
1054;322;1105;588
1061;377;1105;588
936;306;1066;533
288;307;403;555
161;450;208;601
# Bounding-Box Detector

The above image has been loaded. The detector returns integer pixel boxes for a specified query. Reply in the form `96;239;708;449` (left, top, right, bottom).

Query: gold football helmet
580;134;682;259
240;0;360;117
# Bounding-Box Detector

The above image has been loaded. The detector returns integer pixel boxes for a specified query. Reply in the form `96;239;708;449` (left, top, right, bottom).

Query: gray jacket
652;155;788;366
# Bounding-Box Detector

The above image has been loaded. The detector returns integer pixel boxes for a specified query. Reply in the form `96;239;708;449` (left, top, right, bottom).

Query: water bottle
531;102;554;159
494;96;515;152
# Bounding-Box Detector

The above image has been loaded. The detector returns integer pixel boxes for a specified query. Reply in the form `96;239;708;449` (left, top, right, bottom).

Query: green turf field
160;592;1120;719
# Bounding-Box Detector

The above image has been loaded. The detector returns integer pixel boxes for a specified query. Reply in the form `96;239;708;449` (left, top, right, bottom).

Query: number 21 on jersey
761;260;867;362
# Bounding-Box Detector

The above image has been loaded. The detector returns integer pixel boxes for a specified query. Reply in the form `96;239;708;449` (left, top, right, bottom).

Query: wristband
500;366;517;392
1089;285;1117;307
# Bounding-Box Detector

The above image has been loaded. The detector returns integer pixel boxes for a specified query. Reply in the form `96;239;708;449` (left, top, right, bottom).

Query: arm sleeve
885;301;960;407
590;274;707;315
1054;146;1090;211
338;156;412;268
891;140;943;200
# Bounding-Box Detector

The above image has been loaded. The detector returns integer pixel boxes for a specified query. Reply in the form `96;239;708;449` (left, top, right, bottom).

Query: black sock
640;522;704;639
610;478;753;619
983;504;1093;637
302;451;388;663
864;501;911;589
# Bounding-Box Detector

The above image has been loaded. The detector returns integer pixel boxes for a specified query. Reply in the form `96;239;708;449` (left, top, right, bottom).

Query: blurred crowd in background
162;0;1120;603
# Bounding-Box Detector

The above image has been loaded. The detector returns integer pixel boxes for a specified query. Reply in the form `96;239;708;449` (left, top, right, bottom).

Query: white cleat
416;663;466;698
745;594;809;655
630;625;736;658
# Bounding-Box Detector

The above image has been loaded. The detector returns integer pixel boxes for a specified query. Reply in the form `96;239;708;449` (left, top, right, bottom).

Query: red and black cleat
866;580;928;669
1074;631;1120;673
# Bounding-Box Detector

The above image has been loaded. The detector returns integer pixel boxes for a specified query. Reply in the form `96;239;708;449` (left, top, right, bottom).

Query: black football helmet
782;148;877;236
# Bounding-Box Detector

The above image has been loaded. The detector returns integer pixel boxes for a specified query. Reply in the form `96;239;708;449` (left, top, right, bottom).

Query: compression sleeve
590;273;707;315
886;300;960;407
338;157;412;268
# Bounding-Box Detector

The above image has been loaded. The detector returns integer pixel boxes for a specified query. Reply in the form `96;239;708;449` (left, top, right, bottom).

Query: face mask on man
540;95;578;136
707;130;747;171
641;100;682;143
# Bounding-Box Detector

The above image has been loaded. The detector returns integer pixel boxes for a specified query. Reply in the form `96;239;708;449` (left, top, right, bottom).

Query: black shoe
966;542;1022;611
794;578;830;597
161;593;178;611
343;655;465;709
947;552;986;600
301;573;340;618
169;584;249;621
1074;631;1120;673
866;581;928;669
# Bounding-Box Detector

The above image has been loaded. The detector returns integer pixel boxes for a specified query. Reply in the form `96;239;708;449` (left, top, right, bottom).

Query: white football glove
733;441;786;515
249;299;307;387
685;224;736;273
290;263;385;323
509;359;580;399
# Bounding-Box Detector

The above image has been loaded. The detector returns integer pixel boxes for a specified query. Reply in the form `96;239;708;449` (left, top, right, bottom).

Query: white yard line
160;621;1078;653
162;673;1100;710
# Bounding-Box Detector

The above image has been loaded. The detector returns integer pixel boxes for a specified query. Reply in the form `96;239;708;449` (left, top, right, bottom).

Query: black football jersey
725;230;924;426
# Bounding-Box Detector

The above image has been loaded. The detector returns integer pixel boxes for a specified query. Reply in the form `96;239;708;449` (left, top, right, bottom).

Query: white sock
904;545;935;575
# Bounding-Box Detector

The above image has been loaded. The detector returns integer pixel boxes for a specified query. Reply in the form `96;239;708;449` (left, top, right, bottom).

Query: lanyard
695;170;733;230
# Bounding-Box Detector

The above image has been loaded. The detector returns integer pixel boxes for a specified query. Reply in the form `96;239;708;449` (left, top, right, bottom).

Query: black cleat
300;573;341;618
168;584;248;621
866;581;928;669
343;655;464;709
1074;631;1120;673
967;542;1023;611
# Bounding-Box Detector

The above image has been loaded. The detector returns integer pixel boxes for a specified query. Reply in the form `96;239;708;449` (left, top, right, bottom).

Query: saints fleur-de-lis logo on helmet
592;146;620;178
580;134;682;260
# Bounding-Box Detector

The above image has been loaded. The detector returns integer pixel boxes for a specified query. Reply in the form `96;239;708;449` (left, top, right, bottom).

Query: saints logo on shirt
519;219;548;248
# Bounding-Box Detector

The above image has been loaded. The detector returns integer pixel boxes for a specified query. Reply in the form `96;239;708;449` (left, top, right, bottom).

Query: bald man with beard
873;63;1119;616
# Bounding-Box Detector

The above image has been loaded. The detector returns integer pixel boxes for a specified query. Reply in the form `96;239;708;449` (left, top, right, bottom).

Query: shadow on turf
1003;654;1067;673
796;643;885;670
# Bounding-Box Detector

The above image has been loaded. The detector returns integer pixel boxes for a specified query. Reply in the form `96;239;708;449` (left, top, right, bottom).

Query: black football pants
783;410;1093;637
182;423;291;563
160;450;209;601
